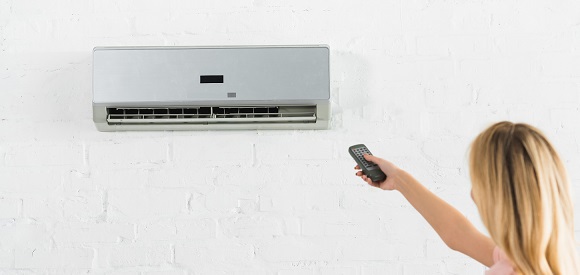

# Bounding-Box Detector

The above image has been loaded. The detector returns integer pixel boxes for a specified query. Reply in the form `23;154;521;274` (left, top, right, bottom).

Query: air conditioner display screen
200;75;224;83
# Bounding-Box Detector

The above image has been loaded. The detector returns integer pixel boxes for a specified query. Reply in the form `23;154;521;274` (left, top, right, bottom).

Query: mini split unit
92;45;330;131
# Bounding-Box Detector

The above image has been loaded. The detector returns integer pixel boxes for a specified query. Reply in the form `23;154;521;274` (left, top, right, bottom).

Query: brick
175;218;216;239
89;140;168;168
172;134;254;165
457;58;493;84
21;195;63;221
146;166;208;187
362;264;402;275
219;215;282;238
444;260;486;274
301;212;381;237
381;58;454;82
134;219;215;242
417;36;491;57
566;158;580;180
266;186;339;212
175;240;254;267
63;191;104;222
337;239;394;261
421;137;472;168
204;185;258;212
542;54;580;77
0;223;51;249
278;269;313;275
0;249;13;268
0;145;7;167
285;160;354;186
0;198;20;219
53;222;134;244
423;111;478;137
452;4;491;35
94;168;149;189
108;244;171;267
319;267;357;275
531;81;579;107
333;1;403;36
423;80;474;110
401;1;454;35
283;217;301;236
424;239;457;259
256;138;334;161
14;248;94;269
494;35;551;56
489;3;571;35
210;165;271;188
256;238;336;262
0;120;95;144
137;222;176;242
492;57;540;79
402;262;443;275
108;189;187;221
0;167;64;193
103;270;140;275
5;143;83;167
62;169;96;193
142;270;187;275
337;185;406;212
551;108;580;134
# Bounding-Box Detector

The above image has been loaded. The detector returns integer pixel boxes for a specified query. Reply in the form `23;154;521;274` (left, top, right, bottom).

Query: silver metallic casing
92;45;330;131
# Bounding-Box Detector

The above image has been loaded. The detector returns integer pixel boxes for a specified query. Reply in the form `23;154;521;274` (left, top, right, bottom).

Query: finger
356;171;365;177
354;165;360;170
363;176;379;187
365;177;372;185
367;179;380;188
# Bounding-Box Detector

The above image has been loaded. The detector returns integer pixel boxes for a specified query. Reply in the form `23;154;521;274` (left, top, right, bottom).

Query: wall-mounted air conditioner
92;45;330;131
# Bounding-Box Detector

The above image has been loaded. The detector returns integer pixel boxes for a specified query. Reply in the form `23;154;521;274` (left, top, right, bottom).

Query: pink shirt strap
485;247;516;275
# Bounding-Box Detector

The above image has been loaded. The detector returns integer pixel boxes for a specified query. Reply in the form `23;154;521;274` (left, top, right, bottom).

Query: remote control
349;144;387;182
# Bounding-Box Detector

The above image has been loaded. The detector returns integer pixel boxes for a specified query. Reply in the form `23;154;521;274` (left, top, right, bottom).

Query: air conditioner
92;45;330;131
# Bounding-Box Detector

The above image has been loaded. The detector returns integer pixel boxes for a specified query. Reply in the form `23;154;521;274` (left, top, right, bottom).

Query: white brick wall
1;0;580;274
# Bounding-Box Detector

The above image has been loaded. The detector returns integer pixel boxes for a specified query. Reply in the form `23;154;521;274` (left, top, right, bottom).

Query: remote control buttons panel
351;147;378;169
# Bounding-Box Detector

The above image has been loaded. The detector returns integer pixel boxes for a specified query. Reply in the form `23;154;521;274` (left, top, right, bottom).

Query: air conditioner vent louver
106;106;317;125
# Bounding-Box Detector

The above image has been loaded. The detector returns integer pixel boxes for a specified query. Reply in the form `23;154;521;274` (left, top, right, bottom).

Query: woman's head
469;121;578;274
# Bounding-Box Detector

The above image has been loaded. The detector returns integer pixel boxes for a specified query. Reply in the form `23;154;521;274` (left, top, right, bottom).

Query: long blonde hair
469;121;579;274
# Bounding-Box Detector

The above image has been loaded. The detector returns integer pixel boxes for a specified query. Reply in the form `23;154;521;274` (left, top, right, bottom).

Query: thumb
363;154;379;162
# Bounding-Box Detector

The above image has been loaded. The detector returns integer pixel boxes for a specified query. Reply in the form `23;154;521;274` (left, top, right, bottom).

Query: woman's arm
356;154;496;267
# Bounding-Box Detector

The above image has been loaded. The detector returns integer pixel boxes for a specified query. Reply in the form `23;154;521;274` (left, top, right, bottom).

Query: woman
355;122;579;274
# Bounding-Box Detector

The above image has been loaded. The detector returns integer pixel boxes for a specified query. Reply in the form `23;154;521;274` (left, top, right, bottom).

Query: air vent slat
106;106;316;125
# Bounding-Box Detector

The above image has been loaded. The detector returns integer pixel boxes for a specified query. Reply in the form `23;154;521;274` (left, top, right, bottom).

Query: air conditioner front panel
93;46;330;104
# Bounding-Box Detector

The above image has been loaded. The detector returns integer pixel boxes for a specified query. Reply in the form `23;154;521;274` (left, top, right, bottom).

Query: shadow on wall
330;50;371;130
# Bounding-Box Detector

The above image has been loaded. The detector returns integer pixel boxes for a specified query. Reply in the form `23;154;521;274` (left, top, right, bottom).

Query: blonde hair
469;121;579;274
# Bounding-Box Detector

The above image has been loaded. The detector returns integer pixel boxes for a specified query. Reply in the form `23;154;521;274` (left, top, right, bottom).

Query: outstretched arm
356;154;496;267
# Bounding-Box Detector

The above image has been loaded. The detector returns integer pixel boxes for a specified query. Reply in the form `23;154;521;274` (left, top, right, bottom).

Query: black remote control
349;144;387;182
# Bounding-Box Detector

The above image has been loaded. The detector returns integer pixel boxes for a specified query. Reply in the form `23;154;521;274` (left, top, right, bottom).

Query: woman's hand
354;154;400;191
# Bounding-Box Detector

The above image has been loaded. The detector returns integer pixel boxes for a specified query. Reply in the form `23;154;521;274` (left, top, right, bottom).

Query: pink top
485;247;516;275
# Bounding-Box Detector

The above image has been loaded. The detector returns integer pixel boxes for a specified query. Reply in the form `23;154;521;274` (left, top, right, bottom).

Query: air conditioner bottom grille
106;106;317;125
